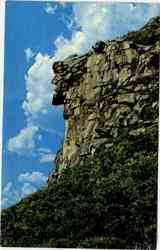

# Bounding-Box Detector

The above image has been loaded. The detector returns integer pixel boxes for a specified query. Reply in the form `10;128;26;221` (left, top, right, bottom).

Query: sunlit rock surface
49;17;159;177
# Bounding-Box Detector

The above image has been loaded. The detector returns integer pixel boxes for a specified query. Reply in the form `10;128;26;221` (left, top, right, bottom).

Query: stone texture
49;17;159;178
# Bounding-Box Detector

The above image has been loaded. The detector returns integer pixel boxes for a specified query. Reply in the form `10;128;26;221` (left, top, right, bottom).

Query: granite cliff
49;16;159;178
1;17;159;249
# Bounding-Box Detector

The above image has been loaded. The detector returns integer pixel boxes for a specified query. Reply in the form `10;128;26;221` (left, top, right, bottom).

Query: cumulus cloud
73;2;160;48
44;3;57;14
53;3;110;60
22;53;53;120
8;53;54;156
1;172;47;209
20;171;48;195
2;182;21;209
7;52;57;156
18;171;47;184
54;3;160;59
39;154;54;163
8;2;160;158
73;3;109;49
38;147;52;154
8;126;38;155
3;182;12;194
21;182;37;196
38;147;55;163
24;48;35;62
54;31;86;60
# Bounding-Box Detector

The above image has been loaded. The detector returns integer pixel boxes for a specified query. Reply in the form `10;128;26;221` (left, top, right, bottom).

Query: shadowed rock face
49;17;160;177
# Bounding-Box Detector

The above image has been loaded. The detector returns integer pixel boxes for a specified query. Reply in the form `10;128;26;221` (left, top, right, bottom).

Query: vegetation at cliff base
1;125;157;249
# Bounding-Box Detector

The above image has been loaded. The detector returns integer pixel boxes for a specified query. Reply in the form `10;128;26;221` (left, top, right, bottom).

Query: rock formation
49;16;159;178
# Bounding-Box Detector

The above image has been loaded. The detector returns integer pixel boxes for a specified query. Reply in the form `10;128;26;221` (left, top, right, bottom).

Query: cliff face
50;17;159;177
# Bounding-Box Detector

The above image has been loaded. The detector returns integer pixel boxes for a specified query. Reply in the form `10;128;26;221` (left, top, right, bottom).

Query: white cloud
38;147;51;154
40;153;55;163
54;2;159;60
3;182;12;194
7;52;56;156
21;182;37;196
1;182;12;208
54;31;86;60
21;172;48;195
1;173;47;208
38;147;55;163
60;14;76;31
24;48;35;62
73;3;109;49
53;3;110;60
44;3;57;14
8;126;38;155
18;171;47;184
1;182;22;209
22;53;53;120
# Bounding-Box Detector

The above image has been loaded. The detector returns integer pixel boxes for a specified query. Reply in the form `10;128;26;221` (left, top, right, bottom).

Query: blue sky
2;1;160;209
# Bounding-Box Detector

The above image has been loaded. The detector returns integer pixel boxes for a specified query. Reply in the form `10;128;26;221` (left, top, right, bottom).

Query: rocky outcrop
49;17;159;178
